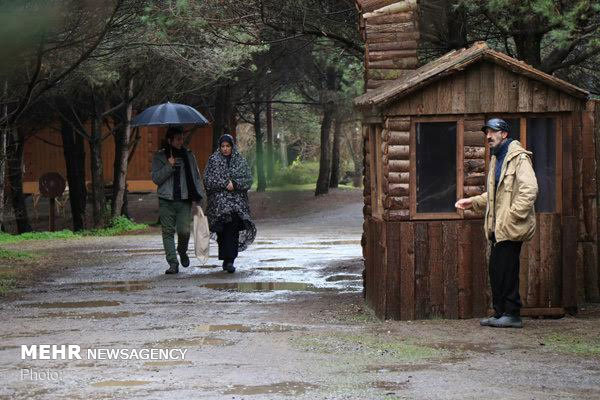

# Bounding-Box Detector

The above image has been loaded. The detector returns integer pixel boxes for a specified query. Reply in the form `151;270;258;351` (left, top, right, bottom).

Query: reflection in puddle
305;240;361;245
255;241;275;245
143;360;193;367
40;311;144;319
201;282;330;292
197;324;303;333
92;380;150;387
255;267;304;272
223;381;319;396
259;258;291;262
24;300;121;308
325;274;362;282
149;337;233;348
255;247;328;250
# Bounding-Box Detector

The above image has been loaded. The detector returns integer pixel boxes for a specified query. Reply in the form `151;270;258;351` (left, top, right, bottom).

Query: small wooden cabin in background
23;124;213;195
355;41;599;320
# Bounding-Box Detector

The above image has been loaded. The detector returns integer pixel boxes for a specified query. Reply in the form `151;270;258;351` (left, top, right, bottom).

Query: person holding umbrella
204;134;256;273
151;125;205;274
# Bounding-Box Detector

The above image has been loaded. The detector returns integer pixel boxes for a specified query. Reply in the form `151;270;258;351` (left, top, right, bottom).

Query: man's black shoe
479;314;502;326
165;264;179;274
490;314;523;328
224;262;236;273
179;252;190;268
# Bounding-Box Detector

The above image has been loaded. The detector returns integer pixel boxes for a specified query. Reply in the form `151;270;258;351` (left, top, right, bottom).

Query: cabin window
412;120;461;217
527;117;556;212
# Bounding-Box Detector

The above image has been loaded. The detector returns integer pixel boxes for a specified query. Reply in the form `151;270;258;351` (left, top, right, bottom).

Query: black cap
481;118;510;133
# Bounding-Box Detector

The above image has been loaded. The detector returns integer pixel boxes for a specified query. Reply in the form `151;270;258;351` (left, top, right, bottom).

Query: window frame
410;116;464;220
486;113;563;214
369;124;384;219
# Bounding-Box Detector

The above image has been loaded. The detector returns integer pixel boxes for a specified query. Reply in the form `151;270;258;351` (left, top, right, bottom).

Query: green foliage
0;230;80;244
271;159;320;186
84;217;148;237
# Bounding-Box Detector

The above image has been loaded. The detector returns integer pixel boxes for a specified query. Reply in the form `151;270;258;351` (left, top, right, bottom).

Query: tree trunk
60;117;87;231
0;81;8;230
7;129;31;233
89;116;105;228
212;82;232;151
266;99;274;182
329;116;342;188
315;107;334;196
112;77;134;219
254;103;266;192
279;129;288;168
513;32;543;69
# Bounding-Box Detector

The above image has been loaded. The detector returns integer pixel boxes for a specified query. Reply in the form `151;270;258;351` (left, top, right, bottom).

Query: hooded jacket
471;140;538;242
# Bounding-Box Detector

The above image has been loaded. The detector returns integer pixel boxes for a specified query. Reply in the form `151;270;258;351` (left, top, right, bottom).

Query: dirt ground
1;188;599;399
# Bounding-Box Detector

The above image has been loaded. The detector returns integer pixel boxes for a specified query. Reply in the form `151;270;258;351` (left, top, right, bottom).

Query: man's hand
168;156;175;166
226;180;234;191
455;198;473;210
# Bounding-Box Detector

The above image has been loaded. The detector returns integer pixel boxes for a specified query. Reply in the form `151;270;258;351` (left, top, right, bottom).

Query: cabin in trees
355;41;599;320
22;124;213;195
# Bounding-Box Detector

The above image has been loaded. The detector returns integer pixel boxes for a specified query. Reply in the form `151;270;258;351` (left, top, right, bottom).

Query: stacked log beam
356;0;420;91
462;116;487;219
382;116;410;221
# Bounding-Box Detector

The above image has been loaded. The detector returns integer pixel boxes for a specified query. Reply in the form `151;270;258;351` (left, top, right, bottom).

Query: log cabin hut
354;41;599;320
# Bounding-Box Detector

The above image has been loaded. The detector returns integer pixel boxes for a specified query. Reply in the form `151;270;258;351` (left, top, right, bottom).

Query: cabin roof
355;42;589;109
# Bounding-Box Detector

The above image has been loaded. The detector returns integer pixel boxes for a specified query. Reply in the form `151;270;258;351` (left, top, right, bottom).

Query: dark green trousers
159;198;192;266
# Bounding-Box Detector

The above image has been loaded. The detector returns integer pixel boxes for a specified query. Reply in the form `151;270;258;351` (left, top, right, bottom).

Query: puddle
255;267;304;272
200;282;330;292
100;284;151;292
23;300;121;309
305;240;361;245
197;324;303;333
255;241;275;245
259;258;291;262
373;380;409;391
435;341;528;353
143;361;193;367
223;381;319;396
325;274;362;282
92;380;150;387
40;311;144;319
366;364;438;373
255;247;328;250
149;337;233;348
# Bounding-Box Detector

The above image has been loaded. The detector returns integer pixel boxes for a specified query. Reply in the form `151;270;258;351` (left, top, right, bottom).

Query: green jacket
471;140;538;242
151;148;205;202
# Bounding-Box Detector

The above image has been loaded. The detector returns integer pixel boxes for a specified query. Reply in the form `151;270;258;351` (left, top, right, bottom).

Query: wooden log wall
462;116;487;219
363;218;488;320
356;0;420;91
382;116;410;221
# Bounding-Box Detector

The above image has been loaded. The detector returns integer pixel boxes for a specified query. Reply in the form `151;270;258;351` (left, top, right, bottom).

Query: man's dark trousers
489;238;523;316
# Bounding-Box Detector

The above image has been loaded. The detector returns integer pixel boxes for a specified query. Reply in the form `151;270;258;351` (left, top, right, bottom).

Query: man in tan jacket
456;118;538;328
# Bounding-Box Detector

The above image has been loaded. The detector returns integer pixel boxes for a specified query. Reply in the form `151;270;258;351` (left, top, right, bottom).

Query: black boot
179;251;190;268
165;263;179;274
224;260;235;274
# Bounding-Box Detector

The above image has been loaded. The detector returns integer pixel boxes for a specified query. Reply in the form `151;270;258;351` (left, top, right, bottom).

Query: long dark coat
203;147;256;251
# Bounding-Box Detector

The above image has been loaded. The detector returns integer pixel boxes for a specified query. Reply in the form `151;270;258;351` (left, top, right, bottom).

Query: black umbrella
131;102;209;127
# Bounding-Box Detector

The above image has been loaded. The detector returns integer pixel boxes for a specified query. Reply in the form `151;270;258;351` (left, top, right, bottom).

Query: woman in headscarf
204;134;256;273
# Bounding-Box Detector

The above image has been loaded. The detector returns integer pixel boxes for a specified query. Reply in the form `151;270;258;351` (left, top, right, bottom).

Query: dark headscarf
219;134;234;147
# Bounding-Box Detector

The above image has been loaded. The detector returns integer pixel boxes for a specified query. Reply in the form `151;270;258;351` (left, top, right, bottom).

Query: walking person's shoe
179;251;190;268
165;263;179;274
479;314;502;326
490;314;523;328
223;261;236;274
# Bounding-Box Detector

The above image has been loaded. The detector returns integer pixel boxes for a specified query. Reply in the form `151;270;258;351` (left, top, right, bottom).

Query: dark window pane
526;118;556;212
416;122;457;213
505;118;520;141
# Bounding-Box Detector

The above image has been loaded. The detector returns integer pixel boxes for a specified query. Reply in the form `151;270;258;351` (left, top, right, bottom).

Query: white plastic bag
192;203;210;264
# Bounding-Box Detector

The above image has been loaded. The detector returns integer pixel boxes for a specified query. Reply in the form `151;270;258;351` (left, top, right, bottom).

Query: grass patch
0;217;149;244
292;332;443;361
544;333;600;356
0;249;37;261
0;249;40;296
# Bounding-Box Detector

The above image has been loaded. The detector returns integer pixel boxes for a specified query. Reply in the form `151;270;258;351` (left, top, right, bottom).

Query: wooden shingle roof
355;42;589;109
